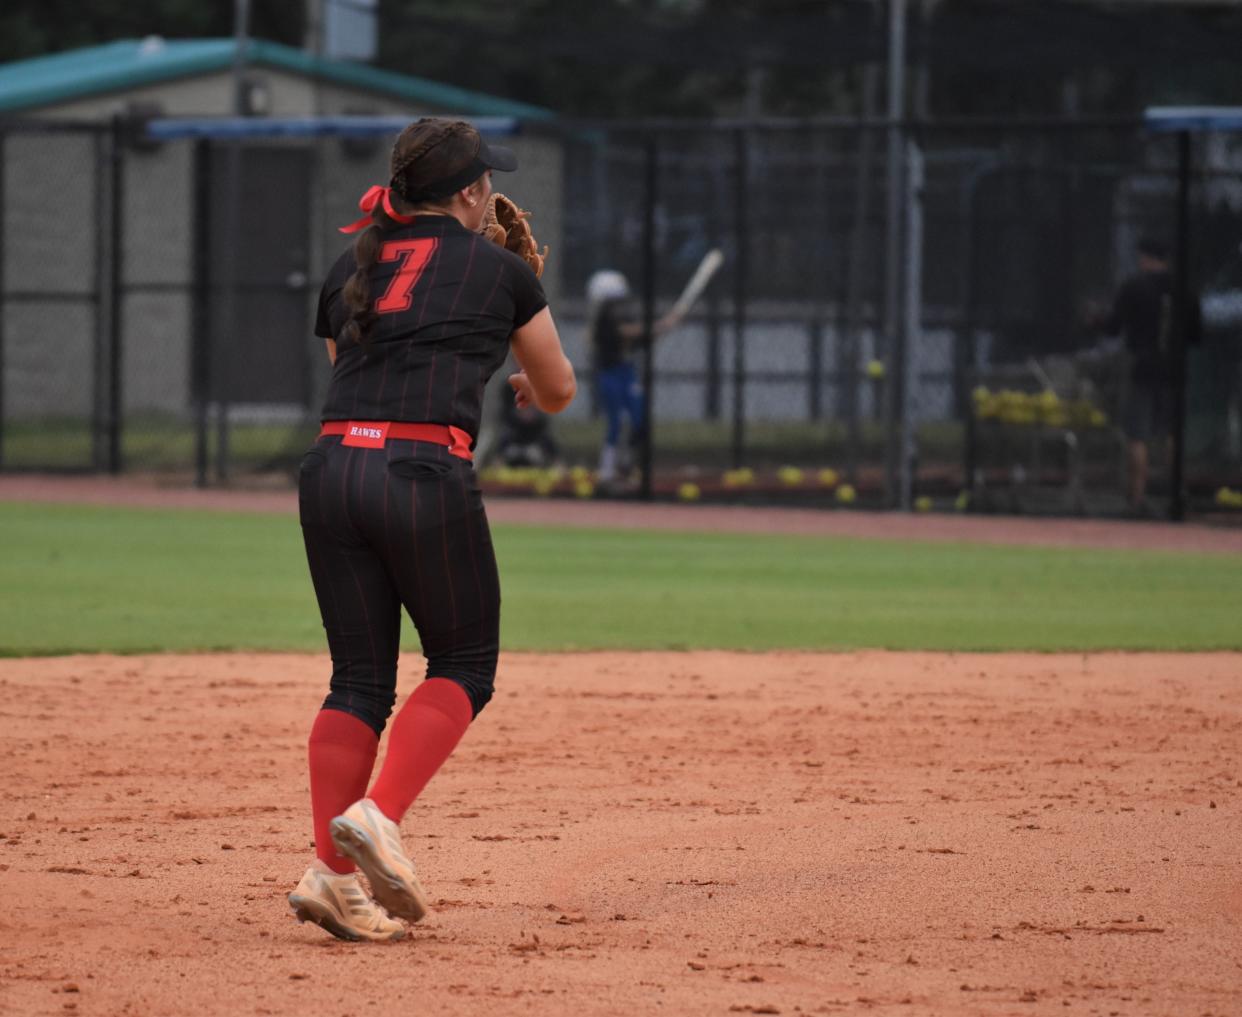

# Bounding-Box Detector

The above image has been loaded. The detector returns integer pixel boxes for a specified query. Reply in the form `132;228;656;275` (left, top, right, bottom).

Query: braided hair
339;118;482;346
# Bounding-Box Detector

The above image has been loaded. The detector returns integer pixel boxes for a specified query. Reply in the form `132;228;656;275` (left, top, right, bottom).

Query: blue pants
597;363;645;447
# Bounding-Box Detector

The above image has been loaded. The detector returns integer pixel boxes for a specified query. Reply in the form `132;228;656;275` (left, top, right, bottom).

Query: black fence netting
1;114;1239;519
0;123;113;471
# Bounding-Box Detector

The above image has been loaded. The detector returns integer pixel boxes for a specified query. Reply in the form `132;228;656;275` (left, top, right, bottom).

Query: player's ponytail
339;179;426;346
340;214;390;347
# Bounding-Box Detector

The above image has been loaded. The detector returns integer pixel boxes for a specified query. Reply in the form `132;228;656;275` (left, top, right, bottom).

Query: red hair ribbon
338;185;417;234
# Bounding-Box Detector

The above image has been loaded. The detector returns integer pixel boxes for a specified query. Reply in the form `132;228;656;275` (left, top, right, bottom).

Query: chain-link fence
1;121;115;472
2;114;1240;518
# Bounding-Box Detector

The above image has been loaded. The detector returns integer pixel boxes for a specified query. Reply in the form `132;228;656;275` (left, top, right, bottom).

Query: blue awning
1145;107;1242;133
145;115;521;141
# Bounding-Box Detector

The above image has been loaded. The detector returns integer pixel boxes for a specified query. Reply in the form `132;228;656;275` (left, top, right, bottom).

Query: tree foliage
0;0;303;64
375;0;1242;118
376;0;879;117
4;0;1242;119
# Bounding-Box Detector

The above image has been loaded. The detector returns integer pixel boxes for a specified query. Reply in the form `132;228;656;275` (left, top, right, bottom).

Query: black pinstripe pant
298;434;501;735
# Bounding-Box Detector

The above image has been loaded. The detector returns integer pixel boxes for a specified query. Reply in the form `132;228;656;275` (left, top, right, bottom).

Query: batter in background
586;270;683;485
287;117;575;942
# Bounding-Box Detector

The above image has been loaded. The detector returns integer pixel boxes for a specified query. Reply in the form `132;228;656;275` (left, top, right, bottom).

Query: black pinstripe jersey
315;214;547;438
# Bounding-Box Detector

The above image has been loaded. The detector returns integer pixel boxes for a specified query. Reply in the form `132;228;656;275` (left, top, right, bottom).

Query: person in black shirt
287;117;575;943
497;394;561;467
1092;236;1179;511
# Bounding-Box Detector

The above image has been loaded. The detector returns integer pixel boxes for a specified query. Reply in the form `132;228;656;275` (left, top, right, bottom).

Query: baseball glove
481;193;549;278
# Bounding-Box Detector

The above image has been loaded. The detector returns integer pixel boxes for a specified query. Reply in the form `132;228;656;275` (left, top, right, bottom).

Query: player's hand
508;370;535;410
657;309;684;332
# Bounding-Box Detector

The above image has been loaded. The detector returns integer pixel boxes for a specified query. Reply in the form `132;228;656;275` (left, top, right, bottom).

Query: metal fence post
0;130;6;470
705;293;722;420
92;128;112;471
731;128;748;470
808;317;823;420
883;0;908;506
898;139;924;511
107;115;125;474
705;162;724;421
958;160;1004;506
1170;129;1192;523
841;123;876;486
959;176;982;505
217;138;243;485
192;140;212;488
638;135;658;501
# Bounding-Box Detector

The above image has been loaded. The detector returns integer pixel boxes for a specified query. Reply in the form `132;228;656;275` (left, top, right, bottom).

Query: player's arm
324;338;337;366
615;310;683;342
510;307;576;414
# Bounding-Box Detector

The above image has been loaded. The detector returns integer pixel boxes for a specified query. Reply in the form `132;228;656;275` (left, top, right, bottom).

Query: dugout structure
0;114;560;484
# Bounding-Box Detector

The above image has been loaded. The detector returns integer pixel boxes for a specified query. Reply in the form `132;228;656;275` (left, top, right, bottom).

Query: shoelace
340;881;397;929
339;882;376;919
317;870;389;927
365;804;416;873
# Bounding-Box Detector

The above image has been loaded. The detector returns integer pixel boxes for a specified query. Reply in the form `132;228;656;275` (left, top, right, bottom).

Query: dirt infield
3;473;1242;554
2;651;1239;1017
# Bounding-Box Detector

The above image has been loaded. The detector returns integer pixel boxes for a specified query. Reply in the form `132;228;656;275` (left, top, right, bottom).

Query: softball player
287;117;576;942
586;270;682;484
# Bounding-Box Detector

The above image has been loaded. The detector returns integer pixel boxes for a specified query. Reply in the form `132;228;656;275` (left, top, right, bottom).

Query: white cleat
288;860;405;942
330;799;430;923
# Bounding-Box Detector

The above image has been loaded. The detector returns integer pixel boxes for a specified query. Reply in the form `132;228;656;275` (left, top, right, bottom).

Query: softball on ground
722;467;755;488
817;468;839;487
914;495;933;513
678;482;701;501
777;465;804;486
866;359;885;380
835;483;857;504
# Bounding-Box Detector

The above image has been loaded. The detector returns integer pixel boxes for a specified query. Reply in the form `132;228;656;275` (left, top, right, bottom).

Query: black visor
407;137;518;201
479;136;517;172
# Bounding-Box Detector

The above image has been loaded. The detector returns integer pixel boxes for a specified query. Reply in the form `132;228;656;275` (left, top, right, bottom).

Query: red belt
319;421;473;461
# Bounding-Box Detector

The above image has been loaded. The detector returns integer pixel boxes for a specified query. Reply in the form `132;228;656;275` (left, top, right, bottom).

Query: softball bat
669;248;724;319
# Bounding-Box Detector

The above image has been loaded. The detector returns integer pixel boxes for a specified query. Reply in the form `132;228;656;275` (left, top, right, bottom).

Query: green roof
0;37;556;120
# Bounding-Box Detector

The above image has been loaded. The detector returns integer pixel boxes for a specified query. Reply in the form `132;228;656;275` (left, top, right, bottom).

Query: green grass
0;416;317;472
0;501;1239;656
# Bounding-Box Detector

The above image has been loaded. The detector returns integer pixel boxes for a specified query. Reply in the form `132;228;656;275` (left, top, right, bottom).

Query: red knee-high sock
308;709;379;873
368;678;474;823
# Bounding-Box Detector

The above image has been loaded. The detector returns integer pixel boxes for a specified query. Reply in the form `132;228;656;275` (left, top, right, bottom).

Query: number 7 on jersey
375;238;438;313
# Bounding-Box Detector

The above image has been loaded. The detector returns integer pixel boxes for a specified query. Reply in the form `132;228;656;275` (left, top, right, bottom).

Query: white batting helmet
586;269;630;305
